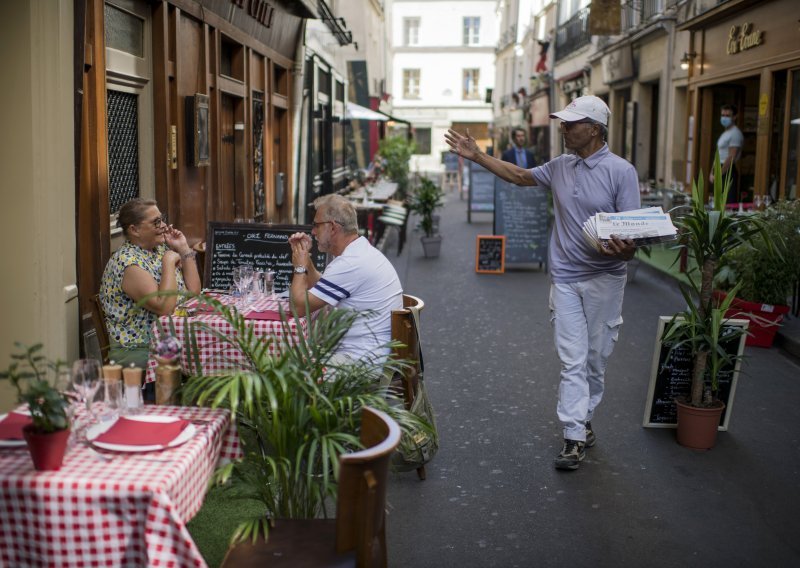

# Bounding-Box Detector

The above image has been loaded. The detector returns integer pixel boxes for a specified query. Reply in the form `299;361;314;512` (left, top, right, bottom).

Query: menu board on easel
493;179;549;269
468;161;495;222
475;235;505;274
643;316;748;431
205;222;327;294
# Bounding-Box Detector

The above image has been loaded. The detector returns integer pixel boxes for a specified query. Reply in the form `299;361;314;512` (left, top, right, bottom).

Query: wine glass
72;359;102;425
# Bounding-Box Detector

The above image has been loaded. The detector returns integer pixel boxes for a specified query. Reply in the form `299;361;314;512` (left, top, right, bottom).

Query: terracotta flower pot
675;399;725;450
22;425;71;471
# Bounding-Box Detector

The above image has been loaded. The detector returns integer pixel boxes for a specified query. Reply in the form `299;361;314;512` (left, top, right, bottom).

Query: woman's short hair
313;194;358;234
117;198;158;237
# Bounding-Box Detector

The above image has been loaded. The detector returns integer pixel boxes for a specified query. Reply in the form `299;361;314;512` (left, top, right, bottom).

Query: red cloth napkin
94;417;190;446
245;310;287;321
0;412;33;440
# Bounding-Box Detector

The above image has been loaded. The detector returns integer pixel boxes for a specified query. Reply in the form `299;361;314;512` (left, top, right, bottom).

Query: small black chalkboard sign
475;235;505;274
643;316;748;431
204;222;327;294
468;161;495;222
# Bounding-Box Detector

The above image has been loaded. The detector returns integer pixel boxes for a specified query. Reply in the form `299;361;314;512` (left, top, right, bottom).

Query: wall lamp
680;52;697;70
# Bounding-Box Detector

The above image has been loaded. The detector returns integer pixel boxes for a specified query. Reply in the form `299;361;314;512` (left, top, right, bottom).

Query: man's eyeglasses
146;214;168;228
312;220;337;229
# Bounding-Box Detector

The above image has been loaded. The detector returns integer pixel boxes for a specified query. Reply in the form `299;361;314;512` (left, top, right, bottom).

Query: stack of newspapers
582;207;678;252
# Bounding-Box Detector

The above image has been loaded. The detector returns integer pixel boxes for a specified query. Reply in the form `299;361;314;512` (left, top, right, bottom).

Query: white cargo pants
549;273;626;442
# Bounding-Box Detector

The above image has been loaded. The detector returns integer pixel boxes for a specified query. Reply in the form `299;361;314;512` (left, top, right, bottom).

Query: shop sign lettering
230;0;275;28
726;23;763;55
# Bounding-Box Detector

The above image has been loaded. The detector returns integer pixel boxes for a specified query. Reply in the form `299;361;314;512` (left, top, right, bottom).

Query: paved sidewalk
386;191;800;568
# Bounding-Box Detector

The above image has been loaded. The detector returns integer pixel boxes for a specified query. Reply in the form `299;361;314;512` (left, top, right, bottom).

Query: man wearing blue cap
445;95;640;471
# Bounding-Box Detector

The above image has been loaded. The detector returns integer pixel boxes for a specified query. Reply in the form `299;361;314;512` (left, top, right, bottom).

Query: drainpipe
292;21;308;224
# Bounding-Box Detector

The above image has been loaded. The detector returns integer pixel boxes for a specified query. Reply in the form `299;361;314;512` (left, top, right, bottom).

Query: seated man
288;194;403;365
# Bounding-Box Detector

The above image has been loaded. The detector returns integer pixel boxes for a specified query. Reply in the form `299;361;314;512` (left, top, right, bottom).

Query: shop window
463;17;480;46
463;69;480;100
273;63;289;96
220;35;244;81
104;2;143;57
412;127;432;155
403;69;420;99
107;90;140;213
403;17;420;46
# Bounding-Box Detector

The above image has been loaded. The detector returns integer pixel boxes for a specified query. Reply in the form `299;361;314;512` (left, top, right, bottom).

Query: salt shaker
122;364;144;413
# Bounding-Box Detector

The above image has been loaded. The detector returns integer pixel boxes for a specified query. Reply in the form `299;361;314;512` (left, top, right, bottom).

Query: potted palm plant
177;295;432;541
0;343;71;470
716;199;799;347
408;175;445;258
662;154;776;449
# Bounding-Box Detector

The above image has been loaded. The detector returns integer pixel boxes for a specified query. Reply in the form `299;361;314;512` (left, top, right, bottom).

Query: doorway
221;93;245;220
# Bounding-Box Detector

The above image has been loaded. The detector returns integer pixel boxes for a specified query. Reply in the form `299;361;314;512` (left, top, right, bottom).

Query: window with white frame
403;17;420;46
463;17;480;45
403;69;420;99
462;69;480;100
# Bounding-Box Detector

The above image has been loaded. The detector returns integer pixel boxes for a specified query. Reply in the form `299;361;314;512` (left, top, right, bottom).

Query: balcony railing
496;23;517;52
555;6;591;62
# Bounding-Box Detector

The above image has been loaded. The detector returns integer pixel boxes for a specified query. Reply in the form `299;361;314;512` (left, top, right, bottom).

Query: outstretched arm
444;129;537;187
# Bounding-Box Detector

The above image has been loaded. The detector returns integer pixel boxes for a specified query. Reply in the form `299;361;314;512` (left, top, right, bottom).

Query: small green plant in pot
0;343;72;470
408;175;445;258
664;153;775;448
378;135;416;199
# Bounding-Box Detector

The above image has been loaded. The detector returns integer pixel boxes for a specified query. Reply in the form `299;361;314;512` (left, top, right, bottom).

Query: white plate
0;411;31;447
86;415;196;453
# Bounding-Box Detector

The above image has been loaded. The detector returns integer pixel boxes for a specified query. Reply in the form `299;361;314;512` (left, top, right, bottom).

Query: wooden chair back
90;294;110;364
335;407;401;566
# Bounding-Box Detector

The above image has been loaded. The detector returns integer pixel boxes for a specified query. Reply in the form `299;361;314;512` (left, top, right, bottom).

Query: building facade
387;0;497;173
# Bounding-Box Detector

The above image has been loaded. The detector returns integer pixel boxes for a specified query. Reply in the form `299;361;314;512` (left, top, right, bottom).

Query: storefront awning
346;102;389;121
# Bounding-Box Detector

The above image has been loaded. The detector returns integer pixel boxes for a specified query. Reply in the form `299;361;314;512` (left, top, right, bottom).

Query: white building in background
386;0;497;173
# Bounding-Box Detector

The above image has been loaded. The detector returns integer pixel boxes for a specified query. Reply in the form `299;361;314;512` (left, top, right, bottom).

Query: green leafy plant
0;343;70;433
174;294;432;542
717;199;799;306
378;135;416;198
408;175;445;238
667;153;774;407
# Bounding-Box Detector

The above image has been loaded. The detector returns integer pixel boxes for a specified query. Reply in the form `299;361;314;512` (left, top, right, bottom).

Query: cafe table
0;405;242;567
146;295;308;383
346;179;398;203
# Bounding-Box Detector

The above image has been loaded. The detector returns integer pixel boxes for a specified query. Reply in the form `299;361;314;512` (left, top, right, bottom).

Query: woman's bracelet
180;250;197;261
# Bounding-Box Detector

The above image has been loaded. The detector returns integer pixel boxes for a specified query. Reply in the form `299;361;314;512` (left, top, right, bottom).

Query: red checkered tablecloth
0;405;242;567
146;296;307;383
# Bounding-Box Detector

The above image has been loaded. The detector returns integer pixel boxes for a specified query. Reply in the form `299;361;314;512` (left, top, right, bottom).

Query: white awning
345;101;389;121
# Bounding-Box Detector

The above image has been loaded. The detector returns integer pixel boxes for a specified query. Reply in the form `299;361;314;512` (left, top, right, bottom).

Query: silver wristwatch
293;266;308;274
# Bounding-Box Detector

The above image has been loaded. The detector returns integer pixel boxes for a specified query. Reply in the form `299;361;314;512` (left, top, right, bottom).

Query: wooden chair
391;294;427;480
221;407;401;568
89;294;110;364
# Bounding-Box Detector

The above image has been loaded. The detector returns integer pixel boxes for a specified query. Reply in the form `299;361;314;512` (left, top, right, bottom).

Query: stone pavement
385;190;800;568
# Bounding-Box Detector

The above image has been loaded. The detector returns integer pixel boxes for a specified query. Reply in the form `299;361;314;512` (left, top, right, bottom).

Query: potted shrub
378;135;416;199
177;295;432;541
662;154;775;449
0;343;71;470
408;175;445;258
716;199;799;347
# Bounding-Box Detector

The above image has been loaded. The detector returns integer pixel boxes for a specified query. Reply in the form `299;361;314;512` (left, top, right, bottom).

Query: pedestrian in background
445;95;639;471
710;103;744;203
501;127;535;168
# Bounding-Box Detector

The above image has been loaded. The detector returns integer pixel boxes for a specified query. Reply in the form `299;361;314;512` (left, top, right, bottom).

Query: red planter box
714;290;790;348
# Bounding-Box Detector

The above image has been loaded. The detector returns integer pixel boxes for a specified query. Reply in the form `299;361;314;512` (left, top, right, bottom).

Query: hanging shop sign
726;22;764;55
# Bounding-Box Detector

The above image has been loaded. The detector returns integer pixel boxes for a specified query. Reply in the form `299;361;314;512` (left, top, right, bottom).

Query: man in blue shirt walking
501;128;535;168
445;95;639;471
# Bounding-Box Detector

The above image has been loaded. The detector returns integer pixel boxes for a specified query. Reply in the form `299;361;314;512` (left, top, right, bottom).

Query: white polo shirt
310;237;403;363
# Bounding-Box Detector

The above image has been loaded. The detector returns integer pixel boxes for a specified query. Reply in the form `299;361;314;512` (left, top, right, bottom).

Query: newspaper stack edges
582;207;678;252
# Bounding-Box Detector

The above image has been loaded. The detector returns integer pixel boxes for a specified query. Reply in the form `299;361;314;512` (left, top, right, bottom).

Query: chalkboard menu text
643;316;748;431
205;222;327;293
475;235;505;274
468;161;495;222
494;179;549;269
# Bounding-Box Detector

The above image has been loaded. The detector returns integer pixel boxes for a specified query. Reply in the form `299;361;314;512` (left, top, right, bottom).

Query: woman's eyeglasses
147;214;168;227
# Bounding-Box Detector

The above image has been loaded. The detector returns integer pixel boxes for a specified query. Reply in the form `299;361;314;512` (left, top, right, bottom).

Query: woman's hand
163;225;191;255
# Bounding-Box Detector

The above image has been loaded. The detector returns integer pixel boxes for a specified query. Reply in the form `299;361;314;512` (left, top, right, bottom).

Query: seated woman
99;198;201;382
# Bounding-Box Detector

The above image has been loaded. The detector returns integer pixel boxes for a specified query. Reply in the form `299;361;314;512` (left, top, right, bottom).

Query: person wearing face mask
100;198;201;375
711;104;744;203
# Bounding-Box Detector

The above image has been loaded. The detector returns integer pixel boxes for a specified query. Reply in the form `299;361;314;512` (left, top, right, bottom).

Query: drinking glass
232;265;254;309
72;359;102;424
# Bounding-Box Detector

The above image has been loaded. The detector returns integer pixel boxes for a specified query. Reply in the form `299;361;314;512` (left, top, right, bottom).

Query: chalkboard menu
643;316;748;431
475;235;505;274
443;152;460;172
204;222;328;293
468;161;495;222
493;179;549;269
